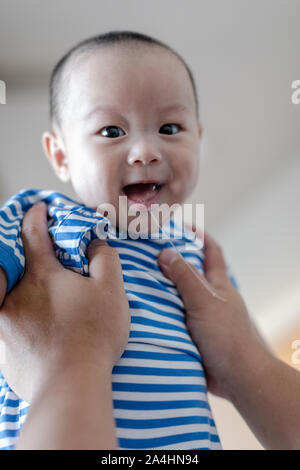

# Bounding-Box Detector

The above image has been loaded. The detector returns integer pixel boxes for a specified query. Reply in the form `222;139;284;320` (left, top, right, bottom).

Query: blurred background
0;0;299;449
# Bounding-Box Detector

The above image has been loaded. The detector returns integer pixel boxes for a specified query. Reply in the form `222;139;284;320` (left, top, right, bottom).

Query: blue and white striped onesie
0;189;227;450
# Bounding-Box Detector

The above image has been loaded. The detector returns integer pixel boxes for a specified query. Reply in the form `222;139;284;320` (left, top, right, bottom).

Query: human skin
2;202;129;450
0;268;6;307
1;201;299;449
4;43;298;450
0;43;203;445
158;233;300;450
11;213;300;450
0;43;203;357
0;201;131;454
42;44;202;231
12;206;129;450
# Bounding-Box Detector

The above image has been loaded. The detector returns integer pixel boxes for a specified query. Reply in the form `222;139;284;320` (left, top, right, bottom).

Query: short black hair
50;30;199;129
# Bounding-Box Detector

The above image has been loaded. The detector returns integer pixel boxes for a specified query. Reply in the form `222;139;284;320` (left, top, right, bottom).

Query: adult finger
87;239;124;286
21;202;59;272
183;225;229;286
158;249;214;312
203;232;228;285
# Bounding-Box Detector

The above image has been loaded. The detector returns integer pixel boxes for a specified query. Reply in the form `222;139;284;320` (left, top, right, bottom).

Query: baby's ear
42;131;70;183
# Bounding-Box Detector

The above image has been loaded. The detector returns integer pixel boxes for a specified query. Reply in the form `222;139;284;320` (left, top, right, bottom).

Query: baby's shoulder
1;189;83;220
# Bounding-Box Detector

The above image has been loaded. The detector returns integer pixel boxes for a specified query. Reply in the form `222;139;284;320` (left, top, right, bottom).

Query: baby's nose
127;145;162;166
127;153;161;166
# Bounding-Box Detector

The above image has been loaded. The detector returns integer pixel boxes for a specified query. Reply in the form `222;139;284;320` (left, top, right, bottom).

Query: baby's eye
159;123;180;135
100;126;126;138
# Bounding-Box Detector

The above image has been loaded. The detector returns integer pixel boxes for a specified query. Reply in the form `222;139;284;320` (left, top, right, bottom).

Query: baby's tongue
124;183;155;202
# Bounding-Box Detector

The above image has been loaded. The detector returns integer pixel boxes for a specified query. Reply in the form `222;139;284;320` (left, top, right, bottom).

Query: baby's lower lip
121;184;164;209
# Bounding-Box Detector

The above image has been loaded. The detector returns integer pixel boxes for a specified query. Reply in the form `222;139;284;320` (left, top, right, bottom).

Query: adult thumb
158;249;213;312
87;239;123;284
21;202;59;272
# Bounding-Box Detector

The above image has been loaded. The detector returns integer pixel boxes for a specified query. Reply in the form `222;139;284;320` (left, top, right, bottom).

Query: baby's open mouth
121;182;164;207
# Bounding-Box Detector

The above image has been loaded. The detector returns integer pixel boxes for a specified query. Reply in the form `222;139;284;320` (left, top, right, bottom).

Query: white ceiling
0;0;299;337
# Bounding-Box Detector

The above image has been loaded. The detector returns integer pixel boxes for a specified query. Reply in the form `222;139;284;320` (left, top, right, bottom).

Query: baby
0;31;232;450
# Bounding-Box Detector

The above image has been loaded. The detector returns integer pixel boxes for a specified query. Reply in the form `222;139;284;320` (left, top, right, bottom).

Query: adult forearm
15;363;117;450
228;347;300;450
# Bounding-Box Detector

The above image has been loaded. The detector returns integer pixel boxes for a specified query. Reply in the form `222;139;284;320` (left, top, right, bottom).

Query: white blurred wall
211;151;300;343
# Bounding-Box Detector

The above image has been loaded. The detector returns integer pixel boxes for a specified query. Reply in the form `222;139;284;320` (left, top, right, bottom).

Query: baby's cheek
68;167;99;206
189;155;200;187
68;156;102;202
177;153;199;199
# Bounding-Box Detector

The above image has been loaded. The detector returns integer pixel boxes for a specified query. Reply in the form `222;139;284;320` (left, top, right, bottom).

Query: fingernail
159;249;178;266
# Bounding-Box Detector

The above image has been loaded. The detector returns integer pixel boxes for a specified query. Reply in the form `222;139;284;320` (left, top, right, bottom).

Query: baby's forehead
60;45;197;126
69;45;190;89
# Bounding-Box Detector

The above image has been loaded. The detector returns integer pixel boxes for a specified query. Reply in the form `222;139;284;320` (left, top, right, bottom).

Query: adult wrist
35;357;113;402
44;343;115;375
225;336;276;406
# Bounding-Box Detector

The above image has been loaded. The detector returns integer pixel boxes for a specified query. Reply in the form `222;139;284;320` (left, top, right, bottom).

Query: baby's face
45;45;202;230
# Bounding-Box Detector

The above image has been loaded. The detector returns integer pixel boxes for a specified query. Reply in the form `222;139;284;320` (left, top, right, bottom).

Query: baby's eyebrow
83;103;189;120
157;103;189;113
83;105;121;120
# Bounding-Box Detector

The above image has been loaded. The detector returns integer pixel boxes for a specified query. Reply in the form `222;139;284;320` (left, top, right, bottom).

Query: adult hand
158;231;271;400
158;231;300;450
0;202;130;404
